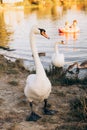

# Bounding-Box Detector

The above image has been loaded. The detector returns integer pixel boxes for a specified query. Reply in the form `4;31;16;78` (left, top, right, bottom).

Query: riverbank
0;55;87;130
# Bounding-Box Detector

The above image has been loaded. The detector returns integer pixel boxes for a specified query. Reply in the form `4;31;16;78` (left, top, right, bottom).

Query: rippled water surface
0;2;87;70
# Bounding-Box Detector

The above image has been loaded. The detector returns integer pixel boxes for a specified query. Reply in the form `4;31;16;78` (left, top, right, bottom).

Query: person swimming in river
62;21;70;32
64;20;80;32
59;20;80;33
70;20;80;33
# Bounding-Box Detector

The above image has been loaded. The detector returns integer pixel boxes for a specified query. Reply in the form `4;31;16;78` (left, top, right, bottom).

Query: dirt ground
0;55;87;130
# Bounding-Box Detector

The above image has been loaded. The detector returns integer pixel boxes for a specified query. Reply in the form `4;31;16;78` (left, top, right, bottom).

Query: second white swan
52;41;65;67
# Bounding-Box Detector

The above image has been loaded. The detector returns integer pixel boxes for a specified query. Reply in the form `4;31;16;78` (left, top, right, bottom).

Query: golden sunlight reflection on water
0;2;87;70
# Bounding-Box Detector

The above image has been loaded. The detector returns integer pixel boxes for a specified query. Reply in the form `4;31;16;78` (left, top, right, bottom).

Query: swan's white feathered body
52;42;65;67
52;53;64;67
24;26;51;103
25;74;51;102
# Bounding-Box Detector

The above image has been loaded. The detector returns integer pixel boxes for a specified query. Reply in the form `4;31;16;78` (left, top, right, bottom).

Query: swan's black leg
44;99;51;108
26;102;41;121
43;99;57;115
76;68;79;74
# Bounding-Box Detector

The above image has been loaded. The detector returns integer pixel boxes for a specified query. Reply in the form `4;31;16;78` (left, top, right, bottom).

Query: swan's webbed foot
26;111;41;121
43;108;57;115
43;99;57;115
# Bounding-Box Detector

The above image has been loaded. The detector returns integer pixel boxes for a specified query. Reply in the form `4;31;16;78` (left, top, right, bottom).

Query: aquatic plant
45;65;87;86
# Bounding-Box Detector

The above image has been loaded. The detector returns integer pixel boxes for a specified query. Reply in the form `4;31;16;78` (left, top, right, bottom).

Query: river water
0;2;87;70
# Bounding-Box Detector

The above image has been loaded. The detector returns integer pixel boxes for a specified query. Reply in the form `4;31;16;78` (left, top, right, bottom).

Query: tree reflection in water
0;11;13;47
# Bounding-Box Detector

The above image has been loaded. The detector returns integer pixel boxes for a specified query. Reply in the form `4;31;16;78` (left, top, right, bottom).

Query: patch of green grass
6;69;18;74
8;80;19;86
45;66;87;86
45;65;63;77
60;76;87;86
45;66;65;86
59;76;80;85
0;64;5;71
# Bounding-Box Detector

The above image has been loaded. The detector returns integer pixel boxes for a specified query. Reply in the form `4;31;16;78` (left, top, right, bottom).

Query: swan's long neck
30;31;46;76
54;43;59;54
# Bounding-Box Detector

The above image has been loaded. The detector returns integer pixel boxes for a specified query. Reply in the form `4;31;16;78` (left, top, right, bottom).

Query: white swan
52;41;65;67
24;26;57;121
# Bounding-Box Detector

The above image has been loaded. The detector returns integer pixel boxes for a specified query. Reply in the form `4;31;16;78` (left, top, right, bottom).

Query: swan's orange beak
41;31;50;39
